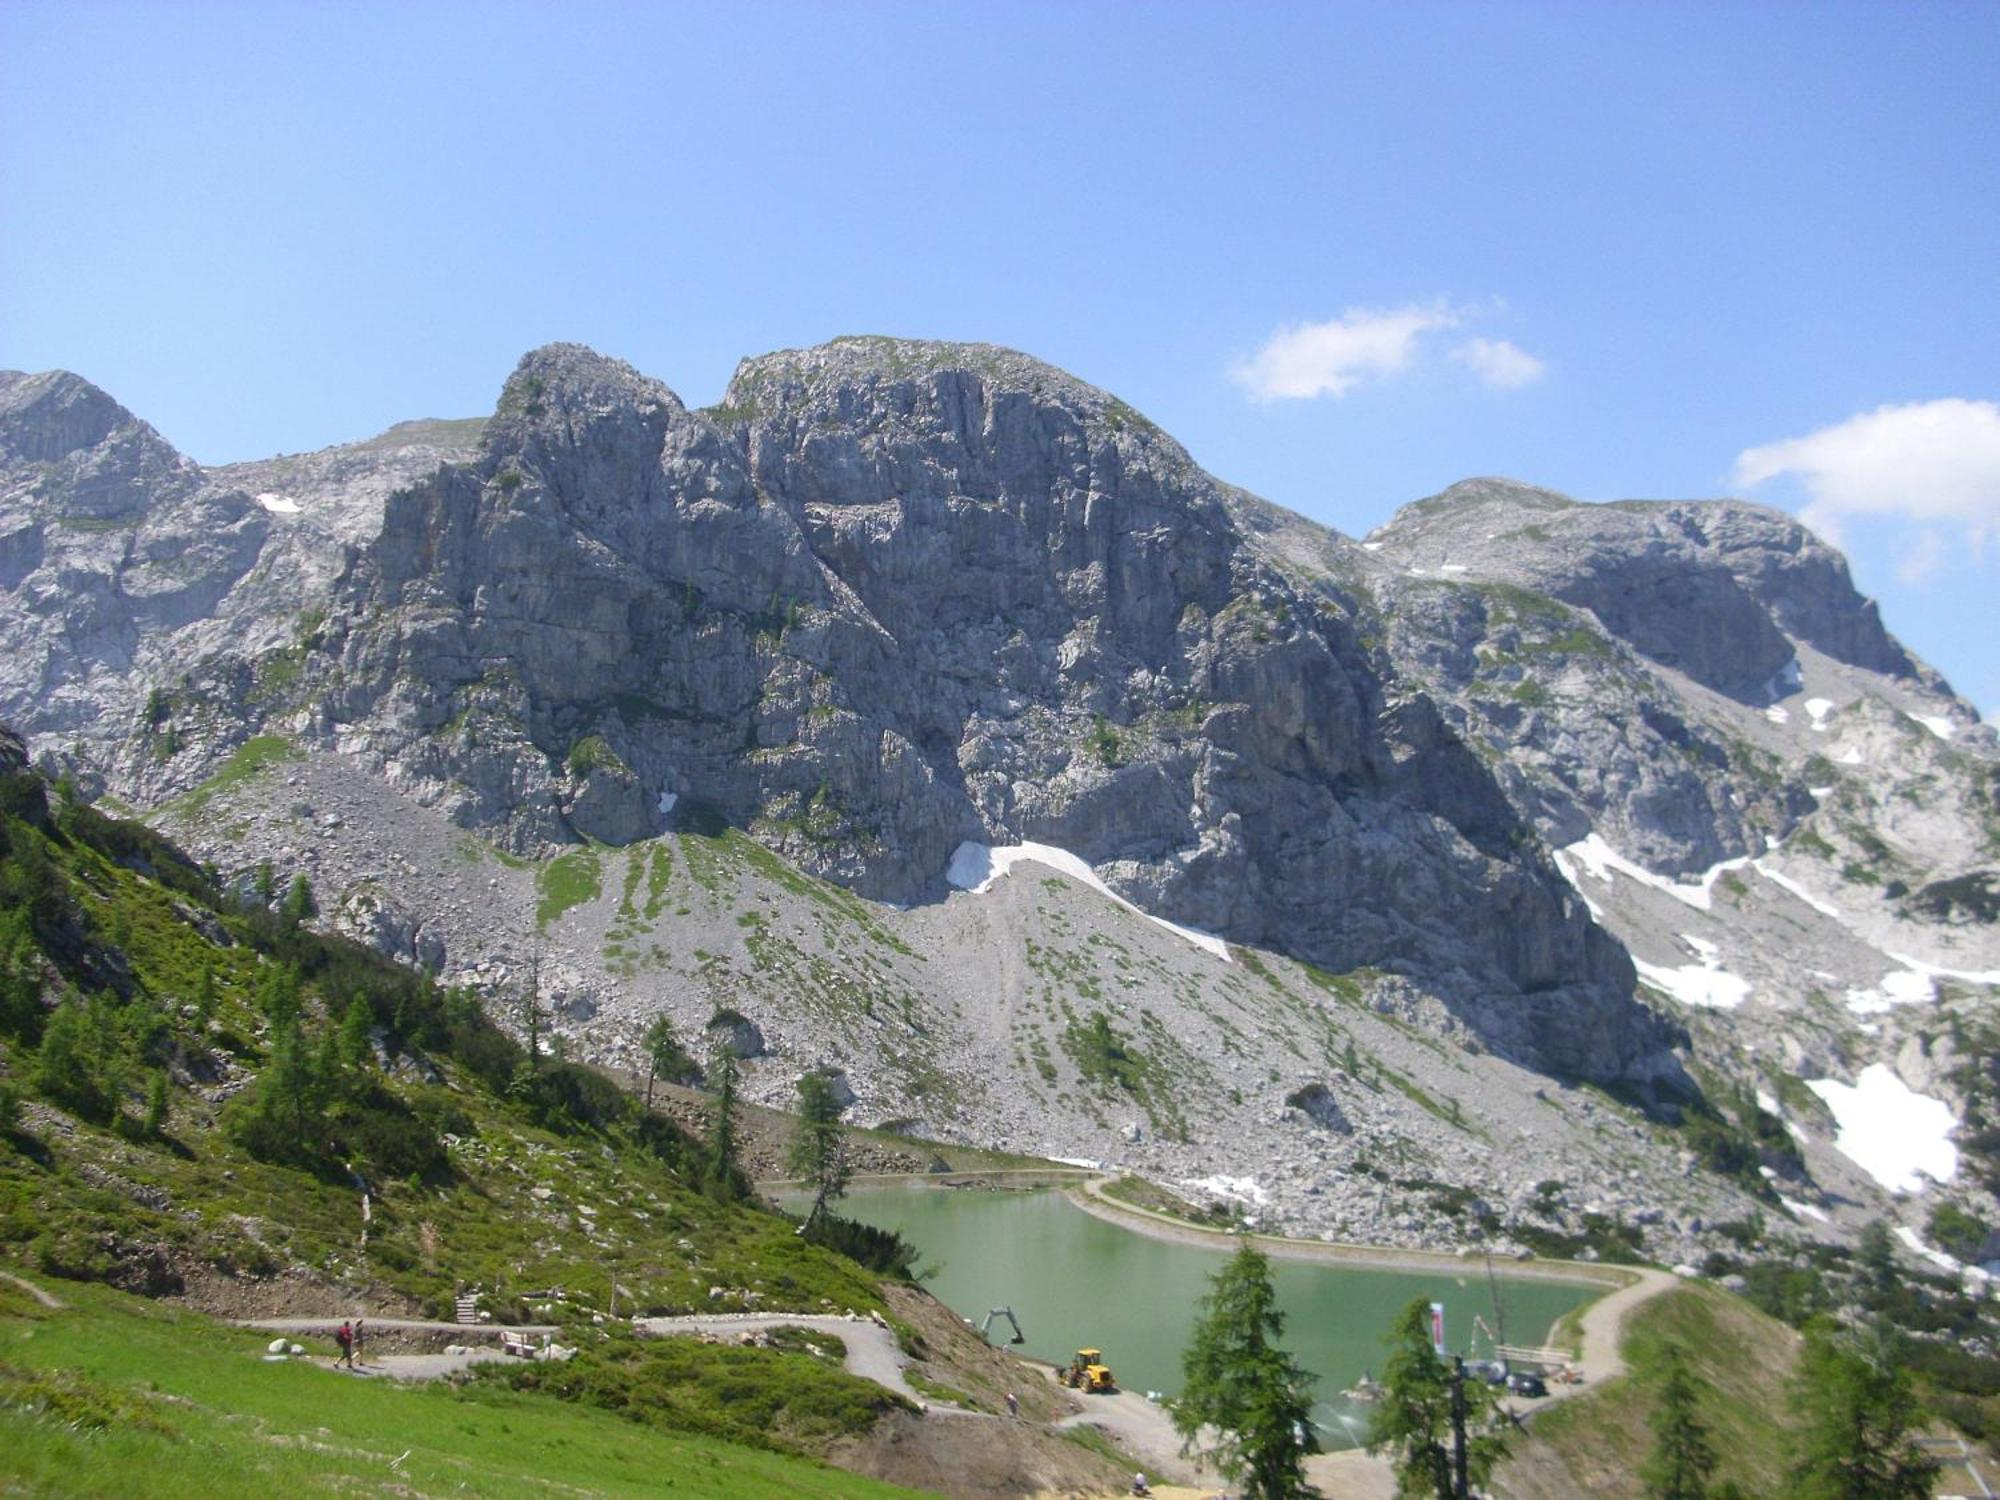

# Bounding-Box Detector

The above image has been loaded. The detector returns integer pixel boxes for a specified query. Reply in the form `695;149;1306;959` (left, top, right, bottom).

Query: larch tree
788;1067;851;1226
1641;1344;1717;1500
705;1046;745;1200
1175;1240;1321;1500
1367;1298;1508;1500
642;1014;692;1110
1788;1324;1938;1500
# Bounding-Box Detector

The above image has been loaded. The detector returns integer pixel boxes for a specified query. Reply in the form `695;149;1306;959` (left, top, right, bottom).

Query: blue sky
4;1;1997;715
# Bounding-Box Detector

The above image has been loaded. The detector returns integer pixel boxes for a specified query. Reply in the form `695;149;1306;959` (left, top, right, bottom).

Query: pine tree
142;1068;170;1138
1642;1344;1717;1500
338;998;374;1080
33;1001;104;1119
705;1047;744;1200
1788;1325;1938;1500
788;1068;851;1226
194;963;217;1029
256;963;301;1028
281;873;316;927
0;904;41;1040
1175;1241;1321;1500
642;1014;691;1110
1368;1299;1509;1500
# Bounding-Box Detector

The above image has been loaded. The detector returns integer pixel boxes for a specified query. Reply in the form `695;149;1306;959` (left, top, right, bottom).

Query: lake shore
1064;1176;1638;1292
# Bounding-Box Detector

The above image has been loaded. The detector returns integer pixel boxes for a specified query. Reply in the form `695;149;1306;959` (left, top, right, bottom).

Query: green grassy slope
0;750;954;1495
0;1277;926;1499
1495;1283;1801;1499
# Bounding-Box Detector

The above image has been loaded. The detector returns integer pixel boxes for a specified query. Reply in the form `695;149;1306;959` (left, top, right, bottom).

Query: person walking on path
352;1316;365;1368
1005;1390;1020;1418
335;1321;354;1369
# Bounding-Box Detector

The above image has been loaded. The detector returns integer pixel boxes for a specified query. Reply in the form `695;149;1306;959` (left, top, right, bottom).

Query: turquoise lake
813;1184;1599;1447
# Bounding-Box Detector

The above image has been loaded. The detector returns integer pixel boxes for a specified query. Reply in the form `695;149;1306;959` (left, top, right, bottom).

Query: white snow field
945;840;1232;962
1805;1065;1958;1193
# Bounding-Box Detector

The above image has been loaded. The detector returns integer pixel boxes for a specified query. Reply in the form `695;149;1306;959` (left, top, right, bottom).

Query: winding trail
0;1271;65;1310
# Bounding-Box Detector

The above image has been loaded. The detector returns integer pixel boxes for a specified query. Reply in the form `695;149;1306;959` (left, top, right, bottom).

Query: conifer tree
194;963;217;1029
642;1014;691;1110
788;1068;851;1226
338;998;374;1080
1368;1299;1509;1500
143;1068;170;1138
1788;1324;1937;1500
1176;1241;1321;1500
1642;1344;1717;1500
281;873;316;927
705;1047;744;1199
34;1001;104;1118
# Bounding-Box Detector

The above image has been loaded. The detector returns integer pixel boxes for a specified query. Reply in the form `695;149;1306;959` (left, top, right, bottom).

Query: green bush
488;1332;907;1453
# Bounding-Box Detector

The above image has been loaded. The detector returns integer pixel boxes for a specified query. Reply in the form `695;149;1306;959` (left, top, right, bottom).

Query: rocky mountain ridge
3;342;1995;1273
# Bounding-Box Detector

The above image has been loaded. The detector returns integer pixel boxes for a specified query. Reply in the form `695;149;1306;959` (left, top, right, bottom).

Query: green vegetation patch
167;735;301;819
489;1327;911;1454
536;848;604;929
567;734;630;779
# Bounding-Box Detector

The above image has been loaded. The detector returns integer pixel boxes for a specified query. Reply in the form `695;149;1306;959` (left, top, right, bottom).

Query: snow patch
1805;1065;1957;1192
1807;785;1833;798
946;841;1232;963
1182;1174;1269;1207
1910;713;1955;741
1780;1196;1829;1224
1764;705;1790;725
1361;541;1383;552
1845;968;1937;1016
1837;746;1865;765
1634;935;1751;1011
255;492;302;515
656;791;678;816
1558;833;1749;912
1755;1089;1780;1115
1439;563;1468;574
1804;697;1835;731
1894;1226;1986;1283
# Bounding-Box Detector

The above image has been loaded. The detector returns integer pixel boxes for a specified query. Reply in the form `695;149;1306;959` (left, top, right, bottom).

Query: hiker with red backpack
335;1320;354;1369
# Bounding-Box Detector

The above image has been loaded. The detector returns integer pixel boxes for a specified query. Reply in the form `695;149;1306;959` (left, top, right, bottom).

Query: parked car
1466;1359;1508;1384
1506;1370;1549;1398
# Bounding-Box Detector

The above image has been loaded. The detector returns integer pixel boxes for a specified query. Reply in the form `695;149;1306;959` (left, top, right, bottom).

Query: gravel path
1068;1176;1630;1289
238;1316;560;1337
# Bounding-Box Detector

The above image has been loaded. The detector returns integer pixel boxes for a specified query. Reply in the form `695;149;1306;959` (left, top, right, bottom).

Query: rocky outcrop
1367;479;1921;701
18;340;1987;1103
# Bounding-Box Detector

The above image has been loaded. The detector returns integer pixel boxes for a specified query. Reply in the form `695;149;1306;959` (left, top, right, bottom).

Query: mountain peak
491;344;686;431
0;368;146;465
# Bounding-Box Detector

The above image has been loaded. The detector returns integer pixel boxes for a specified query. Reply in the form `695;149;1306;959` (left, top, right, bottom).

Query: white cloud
1733;399;2000;559
1452;337;1546;391
1231;302;1462;401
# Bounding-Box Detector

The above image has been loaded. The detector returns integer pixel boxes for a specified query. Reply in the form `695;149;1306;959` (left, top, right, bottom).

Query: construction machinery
1064;1348;1117;1393
979;1306;1026;1345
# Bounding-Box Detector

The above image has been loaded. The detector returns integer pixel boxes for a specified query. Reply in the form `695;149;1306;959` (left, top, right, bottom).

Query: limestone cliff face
287;341;1646;1081
1367;478;1921;701
0;342;1672;1084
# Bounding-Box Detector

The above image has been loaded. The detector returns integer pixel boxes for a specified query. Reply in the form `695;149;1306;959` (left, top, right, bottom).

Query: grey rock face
1368;479;1918;701
0;343;1804;1090
6;342;1994;1259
